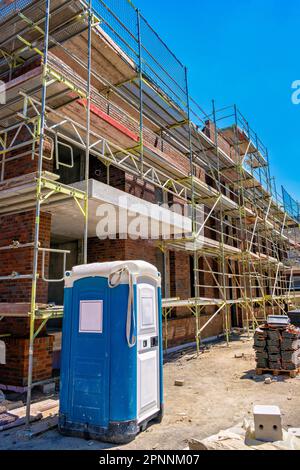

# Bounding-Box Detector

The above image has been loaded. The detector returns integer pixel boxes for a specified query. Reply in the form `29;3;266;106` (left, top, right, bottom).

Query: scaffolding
0;0;299;427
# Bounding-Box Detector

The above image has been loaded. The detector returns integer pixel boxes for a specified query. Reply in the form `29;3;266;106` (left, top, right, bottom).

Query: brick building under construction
0;0;299;401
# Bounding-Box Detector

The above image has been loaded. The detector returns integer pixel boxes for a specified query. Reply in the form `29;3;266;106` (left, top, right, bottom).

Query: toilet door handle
151;336;159;348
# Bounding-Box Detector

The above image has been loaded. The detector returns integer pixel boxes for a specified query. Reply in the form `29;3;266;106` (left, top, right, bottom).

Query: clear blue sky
134;0;300;202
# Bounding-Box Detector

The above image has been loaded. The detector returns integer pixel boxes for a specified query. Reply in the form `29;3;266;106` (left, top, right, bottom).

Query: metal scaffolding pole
185;66;202;354
83;0;92;265
137;8;144;177
25;0;51;427
234;104;251;335
212;99;230;345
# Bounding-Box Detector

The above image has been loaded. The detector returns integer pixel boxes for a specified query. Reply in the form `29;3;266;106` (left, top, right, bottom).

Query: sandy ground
1;335;300;450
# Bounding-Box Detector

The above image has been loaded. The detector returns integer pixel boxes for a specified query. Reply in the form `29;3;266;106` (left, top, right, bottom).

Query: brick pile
254;324;300;371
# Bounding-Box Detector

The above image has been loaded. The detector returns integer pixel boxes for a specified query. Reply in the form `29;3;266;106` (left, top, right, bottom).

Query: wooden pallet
256;367;300;378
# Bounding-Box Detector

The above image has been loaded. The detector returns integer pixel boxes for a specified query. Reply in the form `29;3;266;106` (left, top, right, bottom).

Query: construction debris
16;415;58;441
188;438;209;451
174;380;185;387
235;353;244;359
0;400;23;414
0;410;42;431
0;399;59;432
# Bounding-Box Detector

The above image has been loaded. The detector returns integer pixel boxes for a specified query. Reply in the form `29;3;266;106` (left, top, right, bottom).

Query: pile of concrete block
254;325;300;371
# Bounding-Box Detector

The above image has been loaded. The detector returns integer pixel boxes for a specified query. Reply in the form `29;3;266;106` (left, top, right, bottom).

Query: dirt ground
1;335;300;451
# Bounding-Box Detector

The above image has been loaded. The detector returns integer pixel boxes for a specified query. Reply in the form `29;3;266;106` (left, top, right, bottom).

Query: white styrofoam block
253;405;283;442
40;382;56;395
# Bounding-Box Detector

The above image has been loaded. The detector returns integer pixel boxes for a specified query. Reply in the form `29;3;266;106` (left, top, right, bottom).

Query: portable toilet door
136;281;160;425
59;261;163;444
60;275;111;431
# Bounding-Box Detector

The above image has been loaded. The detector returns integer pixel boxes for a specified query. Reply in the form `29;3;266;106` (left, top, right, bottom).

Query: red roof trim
78;99;139;143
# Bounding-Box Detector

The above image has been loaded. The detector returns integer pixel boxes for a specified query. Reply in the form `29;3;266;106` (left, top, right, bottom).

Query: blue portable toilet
59;261;164;444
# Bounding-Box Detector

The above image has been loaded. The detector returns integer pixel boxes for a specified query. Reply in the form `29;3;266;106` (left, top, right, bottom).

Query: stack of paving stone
268;329;282;370
281;327;300;370
254;324;300;371
254;327;268;369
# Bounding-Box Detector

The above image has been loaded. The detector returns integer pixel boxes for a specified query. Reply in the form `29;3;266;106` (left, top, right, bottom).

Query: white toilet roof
65;260;160;287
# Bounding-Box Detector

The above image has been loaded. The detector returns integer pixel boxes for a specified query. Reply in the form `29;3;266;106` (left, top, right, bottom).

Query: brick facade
0;210;51;304
88;238;163;272
169;251;191;316
0;209;52;384
0;336;54;386
3;128;53;181
164;312;224;348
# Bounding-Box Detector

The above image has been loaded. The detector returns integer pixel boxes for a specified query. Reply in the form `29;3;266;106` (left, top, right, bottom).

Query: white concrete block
40;382;56;395
253;405;283;442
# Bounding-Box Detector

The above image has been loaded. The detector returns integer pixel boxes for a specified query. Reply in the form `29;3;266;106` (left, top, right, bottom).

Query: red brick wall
88;238;163;273
0;336;54;386
169;251;191;316
0;318;47;338
89;160;158;205
88;238;126;264
124;239;161;266
0;210;51;304
203;121;234;160
125;174;157;204
164;313;224;348
0;210;51;349
204;257;220;314
3;128;53;181
89;159;126;191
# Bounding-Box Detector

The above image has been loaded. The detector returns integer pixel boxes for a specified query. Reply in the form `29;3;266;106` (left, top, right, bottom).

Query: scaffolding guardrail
282;186;300;223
